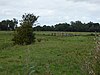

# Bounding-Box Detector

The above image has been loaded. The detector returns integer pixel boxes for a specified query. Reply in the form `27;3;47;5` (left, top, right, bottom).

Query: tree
55;23;70;31
13;18;18;29
70;21;85;32
7;20;17;30
1;20;8;30
12;13;39;45
0;19;18;31
87;22;100;32
42;25;53;31
33;26;43;31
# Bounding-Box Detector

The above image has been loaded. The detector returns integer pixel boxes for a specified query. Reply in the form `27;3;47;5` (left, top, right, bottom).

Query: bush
12;23;35;45
12;13;39;45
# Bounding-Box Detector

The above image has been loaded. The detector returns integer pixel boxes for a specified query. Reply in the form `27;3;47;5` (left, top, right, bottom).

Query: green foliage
22;13;39;25
0;19;18;31
33;21;100;32
12;13;39;45
12;23;35;45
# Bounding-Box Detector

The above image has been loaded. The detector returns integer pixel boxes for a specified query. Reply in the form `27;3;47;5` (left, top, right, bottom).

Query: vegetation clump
12;13;39;45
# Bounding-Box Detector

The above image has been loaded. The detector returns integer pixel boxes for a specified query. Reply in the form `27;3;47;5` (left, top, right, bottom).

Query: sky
0;0;100;26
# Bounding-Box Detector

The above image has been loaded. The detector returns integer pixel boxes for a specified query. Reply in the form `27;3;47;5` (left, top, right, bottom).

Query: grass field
0;31;95;75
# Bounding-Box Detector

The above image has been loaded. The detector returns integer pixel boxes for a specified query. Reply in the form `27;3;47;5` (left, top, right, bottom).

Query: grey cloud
66;0;100;4
0;0;100;25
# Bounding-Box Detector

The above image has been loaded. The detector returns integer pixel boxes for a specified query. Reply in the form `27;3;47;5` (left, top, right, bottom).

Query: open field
0;31;95;75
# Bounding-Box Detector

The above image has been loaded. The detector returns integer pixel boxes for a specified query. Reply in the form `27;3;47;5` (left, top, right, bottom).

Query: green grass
0;31;95;75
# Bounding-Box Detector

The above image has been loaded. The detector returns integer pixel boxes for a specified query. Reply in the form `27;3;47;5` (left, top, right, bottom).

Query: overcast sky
0;0;100;25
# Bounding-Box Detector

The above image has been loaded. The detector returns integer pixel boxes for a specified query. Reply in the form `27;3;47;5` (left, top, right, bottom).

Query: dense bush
12;13;39;45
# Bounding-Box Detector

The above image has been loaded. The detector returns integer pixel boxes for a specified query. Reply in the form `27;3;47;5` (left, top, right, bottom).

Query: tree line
0;18;100;32
0;18;18;31
34;21;100;32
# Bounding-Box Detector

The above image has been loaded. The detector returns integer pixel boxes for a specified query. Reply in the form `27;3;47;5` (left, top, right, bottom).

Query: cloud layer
0;0;100;25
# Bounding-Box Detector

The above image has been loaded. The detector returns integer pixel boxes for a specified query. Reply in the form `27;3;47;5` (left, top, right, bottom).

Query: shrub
12;13;39;45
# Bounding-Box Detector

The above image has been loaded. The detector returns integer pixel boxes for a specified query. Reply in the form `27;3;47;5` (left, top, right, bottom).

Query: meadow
0;31;95;75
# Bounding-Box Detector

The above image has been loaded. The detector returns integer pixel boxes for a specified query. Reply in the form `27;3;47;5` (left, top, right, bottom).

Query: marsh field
0;31;95;75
